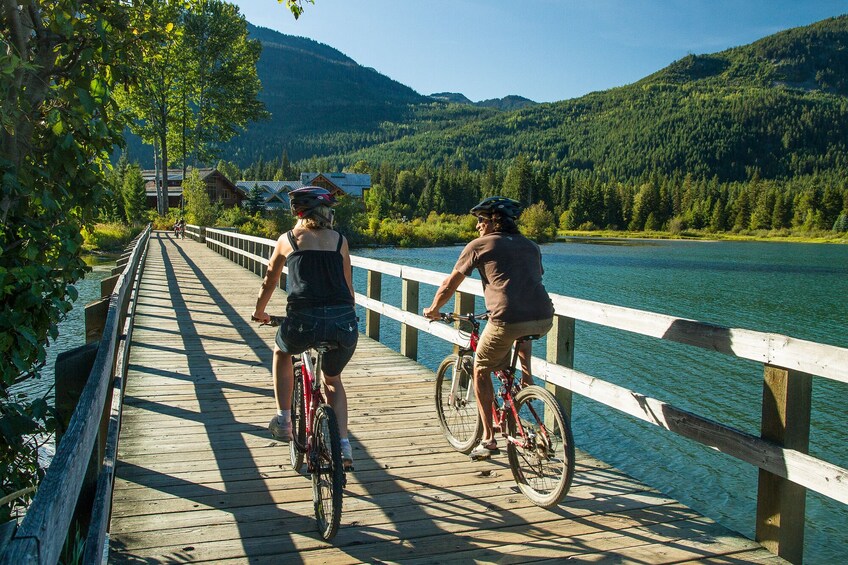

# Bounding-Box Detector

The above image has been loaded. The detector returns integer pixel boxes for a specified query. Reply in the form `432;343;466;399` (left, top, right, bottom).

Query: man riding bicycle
424;196;554;460
252;186;358;468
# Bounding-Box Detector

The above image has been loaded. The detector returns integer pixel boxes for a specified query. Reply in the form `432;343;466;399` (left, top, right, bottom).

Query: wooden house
300;172;371;198
143;168;244;210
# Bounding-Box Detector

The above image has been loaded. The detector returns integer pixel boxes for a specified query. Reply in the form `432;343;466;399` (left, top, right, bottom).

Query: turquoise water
15;259;115;401
351;239;848;564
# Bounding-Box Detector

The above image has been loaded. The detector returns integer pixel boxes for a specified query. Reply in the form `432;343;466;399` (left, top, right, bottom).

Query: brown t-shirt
453;232;554;324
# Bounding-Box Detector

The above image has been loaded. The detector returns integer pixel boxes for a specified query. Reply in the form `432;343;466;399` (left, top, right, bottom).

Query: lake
351;238;848;564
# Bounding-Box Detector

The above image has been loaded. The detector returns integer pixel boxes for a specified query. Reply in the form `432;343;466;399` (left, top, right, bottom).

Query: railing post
545;314;574;416
756;365;811;564
453;291;475;355
366;270;381;340
401;279;419;360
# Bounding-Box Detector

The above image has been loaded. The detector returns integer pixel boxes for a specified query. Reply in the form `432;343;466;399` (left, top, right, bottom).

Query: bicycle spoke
435;354;481;454
507;386;575;508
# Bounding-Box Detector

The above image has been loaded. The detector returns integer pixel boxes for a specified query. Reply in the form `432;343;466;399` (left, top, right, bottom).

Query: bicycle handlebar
251;314;285;327
438;312;489;323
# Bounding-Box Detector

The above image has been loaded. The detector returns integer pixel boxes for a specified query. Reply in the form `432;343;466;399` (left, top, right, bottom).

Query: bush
81;223;142;252
519;202;557;242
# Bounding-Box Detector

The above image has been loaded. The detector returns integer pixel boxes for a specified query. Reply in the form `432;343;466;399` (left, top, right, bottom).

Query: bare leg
272;346;294;412
517;340;534;387
474;362;495;443
322;373;348;437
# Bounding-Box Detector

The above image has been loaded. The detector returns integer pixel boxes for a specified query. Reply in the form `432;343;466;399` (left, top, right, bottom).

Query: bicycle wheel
312;404;344;540
435;354;481;453
289;362;306;471
506;385;575;508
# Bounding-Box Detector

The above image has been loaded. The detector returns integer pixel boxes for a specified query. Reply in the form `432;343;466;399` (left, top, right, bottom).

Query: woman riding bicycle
424;195;554;460
252;186;358;467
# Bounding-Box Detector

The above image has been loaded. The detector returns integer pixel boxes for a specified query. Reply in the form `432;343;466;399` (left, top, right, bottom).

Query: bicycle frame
442;313;541;451
299;348;326;473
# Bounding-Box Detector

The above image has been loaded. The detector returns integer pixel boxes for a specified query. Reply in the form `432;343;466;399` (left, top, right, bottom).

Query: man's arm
423;269;466;319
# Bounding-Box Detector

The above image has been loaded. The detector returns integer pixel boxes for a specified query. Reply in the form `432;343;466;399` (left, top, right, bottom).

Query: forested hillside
338;15;848;184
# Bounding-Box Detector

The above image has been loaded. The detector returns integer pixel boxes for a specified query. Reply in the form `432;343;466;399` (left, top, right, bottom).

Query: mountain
429;92;537;110
429;92;474;105
476;95;537;111
333;15;848;183
125;15;848;186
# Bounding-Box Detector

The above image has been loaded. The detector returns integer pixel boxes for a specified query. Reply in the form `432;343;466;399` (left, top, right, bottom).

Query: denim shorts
275;304;358;376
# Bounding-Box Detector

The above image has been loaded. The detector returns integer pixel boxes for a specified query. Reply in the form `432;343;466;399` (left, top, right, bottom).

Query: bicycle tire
289;362;306;471
312;404;344;540
435;354;481;454
506;385;575;508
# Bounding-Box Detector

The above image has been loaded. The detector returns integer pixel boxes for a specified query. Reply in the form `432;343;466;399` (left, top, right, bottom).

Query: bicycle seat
313;341;338;352
516;334;542;343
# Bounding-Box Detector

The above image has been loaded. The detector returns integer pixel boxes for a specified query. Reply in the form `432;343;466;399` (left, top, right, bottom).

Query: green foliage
216;206;294;239
82;223;142;253
122;165;147;224
59;520;86;565
1;0;144;504
183;170;218;226
359;213;476;247
119;0;267;215
245;183;266;215
519;202;557;243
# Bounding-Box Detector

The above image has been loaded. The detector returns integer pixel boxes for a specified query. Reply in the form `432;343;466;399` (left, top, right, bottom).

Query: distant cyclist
424;196;554;460
252;186;358;468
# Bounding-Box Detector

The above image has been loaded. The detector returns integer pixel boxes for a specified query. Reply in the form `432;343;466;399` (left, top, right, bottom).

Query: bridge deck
109;232;786;563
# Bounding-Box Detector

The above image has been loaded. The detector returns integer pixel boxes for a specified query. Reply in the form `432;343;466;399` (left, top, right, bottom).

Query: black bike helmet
289;186;336;217
470;196;522;218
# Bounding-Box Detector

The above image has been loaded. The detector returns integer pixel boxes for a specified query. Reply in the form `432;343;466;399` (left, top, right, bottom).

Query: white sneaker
469;440;500;460
268;416;292;441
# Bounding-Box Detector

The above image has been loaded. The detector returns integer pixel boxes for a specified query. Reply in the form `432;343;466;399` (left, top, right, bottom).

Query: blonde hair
301;205;333;229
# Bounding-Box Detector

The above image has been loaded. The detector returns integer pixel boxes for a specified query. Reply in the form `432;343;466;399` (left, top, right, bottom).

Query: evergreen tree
246;183;265;214
122;165;148;224
502;155;533;204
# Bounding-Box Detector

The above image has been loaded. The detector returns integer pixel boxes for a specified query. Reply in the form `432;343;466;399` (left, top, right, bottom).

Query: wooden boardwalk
109;232;787;564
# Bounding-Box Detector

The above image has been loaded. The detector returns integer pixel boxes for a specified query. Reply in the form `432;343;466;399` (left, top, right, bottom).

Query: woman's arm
340;235;354;299
252;235;289;322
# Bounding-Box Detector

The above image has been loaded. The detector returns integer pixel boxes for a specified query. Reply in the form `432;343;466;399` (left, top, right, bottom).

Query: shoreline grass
557;228;848;244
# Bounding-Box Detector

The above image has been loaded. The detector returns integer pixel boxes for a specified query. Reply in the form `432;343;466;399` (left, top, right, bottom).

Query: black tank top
285;230;354;308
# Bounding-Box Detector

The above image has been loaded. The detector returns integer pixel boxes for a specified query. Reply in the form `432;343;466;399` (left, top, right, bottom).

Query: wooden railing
204;227;847;563
2;226;151;565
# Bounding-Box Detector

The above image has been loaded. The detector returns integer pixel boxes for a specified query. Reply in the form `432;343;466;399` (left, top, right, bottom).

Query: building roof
300;172;371;197
235;180;304;209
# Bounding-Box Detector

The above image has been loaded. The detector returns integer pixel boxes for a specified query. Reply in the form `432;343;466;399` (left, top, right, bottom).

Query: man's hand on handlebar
422;307;442;321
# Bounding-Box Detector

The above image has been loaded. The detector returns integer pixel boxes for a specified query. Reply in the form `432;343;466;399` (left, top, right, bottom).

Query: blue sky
234;0;847;103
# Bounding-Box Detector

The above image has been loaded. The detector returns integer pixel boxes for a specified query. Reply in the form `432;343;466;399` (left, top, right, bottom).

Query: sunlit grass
82;222;143;252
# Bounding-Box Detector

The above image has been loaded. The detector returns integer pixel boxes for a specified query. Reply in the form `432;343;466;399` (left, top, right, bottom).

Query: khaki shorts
474;317;553;374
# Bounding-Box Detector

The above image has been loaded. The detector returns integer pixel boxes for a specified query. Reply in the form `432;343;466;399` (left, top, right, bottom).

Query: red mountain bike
435;312;575;508
263;315;345;540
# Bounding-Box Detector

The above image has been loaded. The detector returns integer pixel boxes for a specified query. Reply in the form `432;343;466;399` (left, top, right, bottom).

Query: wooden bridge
5;227;847;564
107;231;785;564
